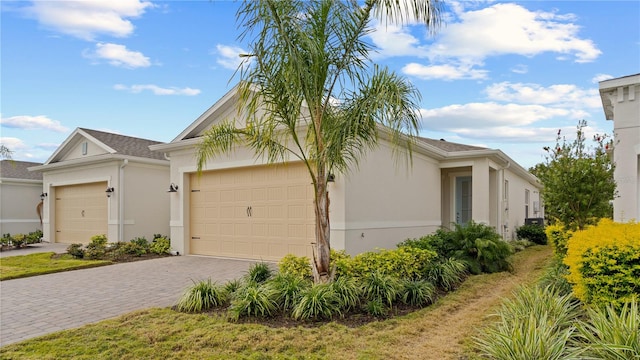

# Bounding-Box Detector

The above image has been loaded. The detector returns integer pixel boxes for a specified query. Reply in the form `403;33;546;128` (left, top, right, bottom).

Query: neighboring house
600;73;640;222
29;128;170;244
150;86;543;261
0;160;43;235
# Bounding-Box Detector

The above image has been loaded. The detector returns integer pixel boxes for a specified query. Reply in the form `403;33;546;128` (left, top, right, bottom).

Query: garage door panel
55;181;108;244
190;164;314;261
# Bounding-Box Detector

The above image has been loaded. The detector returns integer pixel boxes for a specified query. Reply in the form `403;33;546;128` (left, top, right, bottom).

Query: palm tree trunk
313;174;331;282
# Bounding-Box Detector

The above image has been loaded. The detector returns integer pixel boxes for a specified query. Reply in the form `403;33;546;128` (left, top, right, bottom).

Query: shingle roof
1;160;43;180
80;128;166;160
417;137;487;152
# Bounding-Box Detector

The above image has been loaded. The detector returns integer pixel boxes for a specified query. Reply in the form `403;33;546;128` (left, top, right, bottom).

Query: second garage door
190;163;315;261
55;181;108;244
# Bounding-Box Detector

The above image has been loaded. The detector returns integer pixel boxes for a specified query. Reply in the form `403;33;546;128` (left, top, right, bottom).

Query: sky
1;0;639;170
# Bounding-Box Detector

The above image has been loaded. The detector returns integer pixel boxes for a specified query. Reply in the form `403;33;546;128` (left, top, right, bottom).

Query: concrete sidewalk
0;255;254;346
0;242;69;259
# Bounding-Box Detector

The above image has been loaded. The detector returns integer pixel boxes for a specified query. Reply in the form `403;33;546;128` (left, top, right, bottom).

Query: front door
455;176;472;225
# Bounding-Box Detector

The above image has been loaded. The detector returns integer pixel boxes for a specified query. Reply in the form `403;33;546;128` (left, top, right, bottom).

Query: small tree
533;120;616;230
0;144;13;160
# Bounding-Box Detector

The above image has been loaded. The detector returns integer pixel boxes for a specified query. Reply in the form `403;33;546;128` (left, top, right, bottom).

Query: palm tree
197;0;442;281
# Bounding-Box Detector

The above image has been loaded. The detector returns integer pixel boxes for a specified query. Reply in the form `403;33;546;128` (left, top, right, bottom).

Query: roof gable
172;84;242;142
45;128;166;165
1;160;43;181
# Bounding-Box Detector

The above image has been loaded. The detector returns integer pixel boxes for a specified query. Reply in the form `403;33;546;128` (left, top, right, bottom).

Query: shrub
121;241;146;257
538;258;573;296
564;219;640;308
229;283;278;320
26;230;43;244
269;273;311;311
425;258;467;291
516;224;547;245
331;276;362;312
66;243;85;259
508;239;533;252
292;283;341;320
546;223;572;259
401;222;513;275
334;247;437;280
246;262;273;284
84;235;108;260
449;221;513;274
398;229;456;259
11;234;26;248
401;279;436;307
365;298;387;317
130;237;149;253
150;236;170;255
473;286;581;360
361;271;401;306
224;279;243;296
1;233;11;247
175;279;228;313
278;254;312;279
575;299;640;359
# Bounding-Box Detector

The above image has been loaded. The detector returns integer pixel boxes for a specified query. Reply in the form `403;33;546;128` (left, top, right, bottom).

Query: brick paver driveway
0;255;255;346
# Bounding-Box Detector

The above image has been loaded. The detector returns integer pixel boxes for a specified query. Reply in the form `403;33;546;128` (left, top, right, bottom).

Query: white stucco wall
40;159;169;243
0;180;43;235
503;168;543;240
600;75;640;222
339;143;442;254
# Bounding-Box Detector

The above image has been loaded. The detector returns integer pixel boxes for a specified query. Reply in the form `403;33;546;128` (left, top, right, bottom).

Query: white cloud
484;82;601;108
215;44;251;70
427;3;601;63
510;64;528;74
419;102;586;131
0;137;28;150
370;2;601;78
369;24;430;58
0;115;68;132
113;84;201;96
84;43;150;68
402;62;488;80
592;73;614;83
26;0;153;41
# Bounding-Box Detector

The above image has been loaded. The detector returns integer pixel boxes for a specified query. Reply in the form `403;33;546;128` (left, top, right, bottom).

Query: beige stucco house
600;73;640;222
29;128;170;244
150;86;543;261
0;160;43;235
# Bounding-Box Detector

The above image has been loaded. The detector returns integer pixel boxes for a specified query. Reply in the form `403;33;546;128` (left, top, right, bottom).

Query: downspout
119;159;128;241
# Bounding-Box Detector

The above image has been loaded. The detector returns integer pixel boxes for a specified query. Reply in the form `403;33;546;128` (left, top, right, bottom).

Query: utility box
525;218;544;226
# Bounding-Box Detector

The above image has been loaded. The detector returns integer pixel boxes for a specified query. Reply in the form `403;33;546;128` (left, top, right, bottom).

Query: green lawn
0;246;552;359
0;252;111;281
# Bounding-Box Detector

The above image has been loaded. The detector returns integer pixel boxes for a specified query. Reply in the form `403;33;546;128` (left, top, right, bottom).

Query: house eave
29;154;168;172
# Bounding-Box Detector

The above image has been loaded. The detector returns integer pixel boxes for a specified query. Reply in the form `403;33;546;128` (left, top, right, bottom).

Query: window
525;189;530;218
81;142;88;155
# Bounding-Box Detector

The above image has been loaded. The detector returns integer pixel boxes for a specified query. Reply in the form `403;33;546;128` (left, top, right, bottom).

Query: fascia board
29;154;167;172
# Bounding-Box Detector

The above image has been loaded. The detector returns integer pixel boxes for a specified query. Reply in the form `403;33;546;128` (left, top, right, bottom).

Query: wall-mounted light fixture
167;183;179;193
105;187;115;198
40;192;48;200
327;173;335;182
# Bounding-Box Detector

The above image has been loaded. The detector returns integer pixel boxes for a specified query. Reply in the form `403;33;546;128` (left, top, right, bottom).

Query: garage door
190;163;315;261
55;182;108;244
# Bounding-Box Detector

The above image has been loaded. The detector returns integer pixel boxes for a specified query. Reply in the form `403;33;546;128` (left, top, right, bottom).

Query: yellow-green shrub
278;254;312;279
545;223;572;258
564;219;640;307
334;247;437;280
